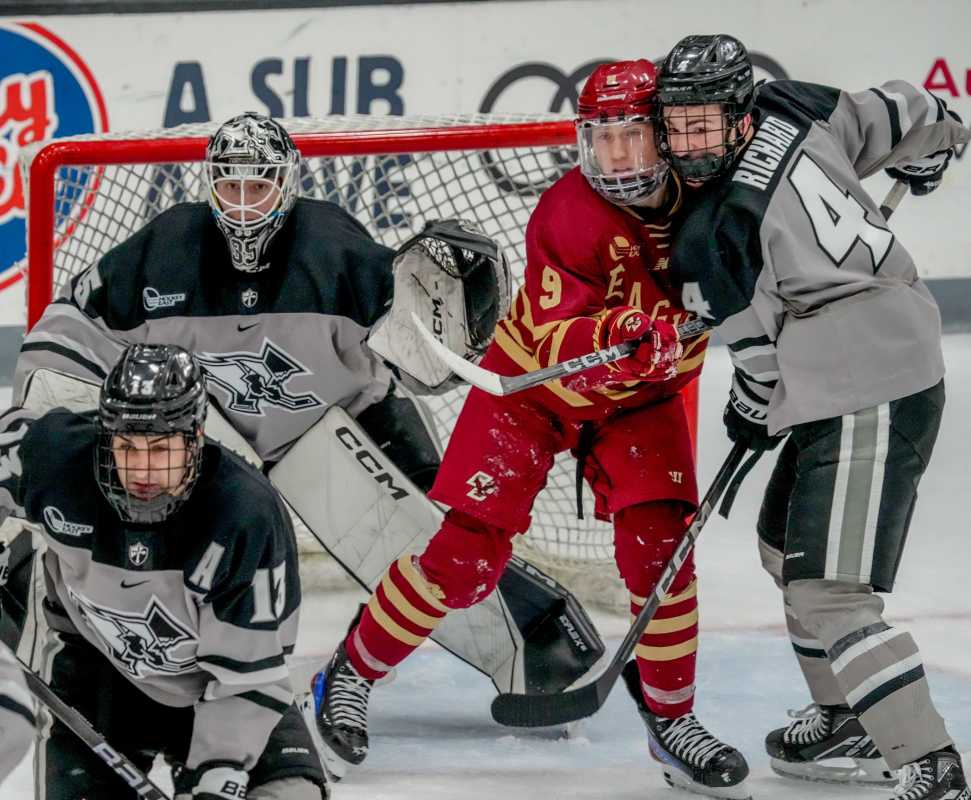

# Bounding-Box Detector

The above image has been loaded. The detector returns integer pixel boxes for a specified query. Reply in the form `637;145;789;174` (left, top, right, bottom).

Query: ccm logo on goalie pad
336;426;409;500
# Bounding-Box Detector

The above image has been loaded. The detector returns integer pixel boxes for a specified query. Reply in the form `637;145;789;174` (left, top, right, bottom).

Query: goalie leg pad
269;406;602;696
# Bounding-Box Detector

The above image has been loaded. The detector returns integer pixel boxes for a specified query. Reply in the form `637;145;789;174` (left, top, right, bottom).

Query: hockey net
19;113;697;612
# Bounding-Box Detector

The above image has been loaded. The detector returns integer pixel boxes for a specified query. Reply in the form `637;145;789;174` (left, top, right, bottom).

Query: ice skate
623;661;751;799
891;747;970;800
765;702;896;786
306;642;374;781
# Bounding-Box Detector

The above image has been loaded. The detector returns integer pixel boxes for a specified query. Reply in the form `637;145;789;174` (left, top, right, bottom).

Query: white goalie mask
205;112;300;273
368;219;512;393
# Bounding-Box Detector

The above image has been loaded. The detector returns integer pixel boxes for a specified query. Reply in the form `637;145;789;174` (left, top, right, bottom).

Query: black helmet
97;344;207;523
656;34;756;181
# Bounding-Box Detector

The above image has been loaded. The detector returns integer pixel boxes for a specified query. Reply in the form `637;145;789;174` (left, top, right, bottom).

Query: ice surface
6;337;971;799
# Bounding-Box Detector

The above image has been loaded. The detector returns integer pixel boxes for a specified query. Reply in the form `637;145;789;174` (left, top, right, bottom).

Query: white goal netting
20;113;633;610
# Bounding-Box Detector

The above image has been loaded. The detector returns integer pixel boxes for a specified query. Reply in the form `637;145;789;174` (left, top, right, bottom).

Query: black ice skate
765;702;896;786
622;661;751;800
306;641;375;781
891;747;970;800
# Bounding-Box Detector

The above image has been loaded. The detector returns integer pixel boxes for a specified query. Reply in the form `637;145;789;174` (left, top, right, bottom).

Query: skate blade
661;768;753;800
769;756;896;786
298;692;352;783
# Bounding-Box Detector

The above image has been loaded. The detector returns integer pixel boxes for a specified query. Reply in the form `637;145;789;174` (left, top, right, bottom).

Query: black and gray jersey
0;407;301;771
15;198;395;462
674;80;971;434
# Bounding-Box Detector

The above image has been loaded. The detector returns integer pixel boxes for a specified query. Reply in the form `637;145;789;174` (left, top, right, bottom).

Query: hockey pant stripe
824;404;889;583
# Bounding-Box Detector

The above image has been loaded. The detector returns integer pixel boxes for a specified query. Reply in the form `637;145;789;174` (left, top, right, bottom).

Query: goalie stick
17;659;171;799
490;441;748;727
410;181;907;399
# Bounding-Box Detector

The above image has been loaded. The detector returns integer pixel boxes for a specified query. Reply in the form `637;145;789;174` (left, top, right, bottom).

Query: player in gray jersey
655;34;970;800
0;343;326;799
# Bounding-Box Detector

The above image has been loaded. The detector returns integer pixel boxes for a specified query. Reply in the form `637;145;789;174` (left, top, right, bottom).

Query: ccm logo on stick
336;426;409;500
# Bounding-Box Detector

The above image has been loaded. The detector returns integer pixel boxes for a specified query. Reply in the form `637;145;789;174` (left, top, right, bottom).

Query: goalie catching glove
367;219;511;393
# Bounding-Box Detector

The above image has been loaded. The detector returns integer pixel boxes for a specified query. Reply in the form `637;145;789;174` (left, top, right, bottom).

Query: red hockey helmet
576;60;669;205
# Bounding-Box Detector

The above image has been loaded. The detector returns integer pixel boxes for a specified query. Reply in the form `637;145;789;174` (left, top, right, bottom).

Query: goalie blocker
1;368;604;701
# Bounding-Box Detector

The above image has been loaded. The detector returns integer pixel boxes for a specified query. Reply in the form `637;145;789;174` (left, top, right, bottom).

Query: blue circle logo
0;22;108;291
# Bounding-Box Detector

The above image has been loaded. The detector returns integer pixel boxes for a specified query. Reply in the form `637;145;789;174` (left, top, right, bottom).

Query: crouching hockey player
0;344;328;799
311;60;751;800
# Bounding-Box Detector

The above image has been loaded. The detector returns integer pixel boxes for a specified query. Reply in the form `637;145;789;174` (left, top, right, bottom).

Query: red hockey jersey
495;167;708;421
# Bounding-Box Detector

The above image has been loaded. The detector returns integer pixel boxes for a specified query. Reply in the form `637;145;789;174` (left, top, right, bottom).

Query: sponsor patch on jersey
0;22;108;292
197;338;323;415
142;286;186;311
68;587;198;678
608;235;640;261
42;505;93;537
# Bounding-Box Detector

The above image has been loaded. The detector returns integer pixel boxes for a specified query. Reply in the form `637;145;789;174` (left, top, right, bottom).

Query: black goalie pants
35;631;326;800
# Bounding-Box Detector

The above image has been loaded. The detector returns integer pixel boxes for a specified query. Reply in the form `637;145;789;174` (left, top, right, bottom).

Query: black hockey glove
885;148;953;196
174;762;248;799
723;403;784;452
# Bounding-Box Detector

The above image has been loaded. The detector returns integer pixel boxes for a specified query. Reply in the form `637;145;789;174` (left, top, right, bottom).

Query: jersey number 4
788;153;893;273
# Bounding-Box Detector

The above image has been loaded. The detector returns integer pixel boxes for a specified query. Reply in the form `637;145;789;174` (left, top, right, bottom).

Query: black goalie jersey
0;407;301;771
15;199;395;462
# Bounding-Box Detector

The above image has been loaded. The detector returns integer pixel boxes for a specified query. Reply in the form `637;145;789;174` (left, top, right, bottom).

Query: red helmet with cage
575;60;669;205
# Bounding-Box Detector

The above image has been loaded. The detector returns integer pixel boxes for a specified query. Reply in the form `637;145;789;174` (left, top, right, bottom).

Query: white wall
1;0;969;324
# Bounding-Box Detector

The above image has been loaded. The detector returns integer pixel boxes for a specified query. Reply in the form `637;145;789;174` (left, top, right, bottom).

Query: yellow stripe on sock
380;572;443;631
367;594;426;648
635;636;698;662
396;555;450;614
644;608;699;636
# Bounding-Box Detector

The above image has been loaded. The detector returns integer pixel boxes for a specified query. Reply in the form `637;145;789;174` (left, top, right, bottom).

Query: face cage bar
24;121;576;329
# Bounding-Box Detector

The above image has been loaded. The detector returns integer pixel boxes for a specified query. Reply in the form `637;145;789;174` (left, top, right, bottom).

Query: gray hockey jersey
674;80;971;434
0;407;301;771
15;198;395;462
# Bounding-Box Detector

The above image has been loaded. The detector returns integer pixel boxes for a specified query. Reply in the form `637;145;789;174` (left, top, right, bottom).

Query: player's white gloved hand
175;762;249;799
885;149;952;196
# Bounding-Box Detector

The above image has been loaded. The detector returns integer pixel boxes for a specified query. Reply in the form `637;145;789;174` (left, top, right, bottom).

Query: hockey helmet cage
205;112;300;273
656;34;757;181
575;60;669;205
97;344;207;523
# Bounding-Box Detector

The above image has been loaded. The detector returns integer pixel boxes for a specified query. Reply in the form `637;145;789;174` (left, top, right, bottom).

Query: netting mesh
22;113;628;610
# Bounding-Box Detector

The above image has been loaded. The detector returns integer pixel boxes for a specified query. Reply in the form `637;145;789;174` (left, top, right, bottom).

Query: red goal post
20;113;698;611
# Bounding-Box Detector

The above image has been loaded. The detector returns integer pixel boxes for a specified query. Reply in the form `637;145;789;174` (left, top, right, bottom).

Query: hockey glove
723;403;784;452
886;148;953;196
598;307;683;383
0;540;9;589
175;762;249;799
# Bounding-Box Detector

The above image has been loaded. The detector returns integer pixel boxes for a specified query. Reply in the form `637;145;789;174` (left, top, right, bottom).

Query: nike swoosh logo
237;322;259;332
120;579;150;589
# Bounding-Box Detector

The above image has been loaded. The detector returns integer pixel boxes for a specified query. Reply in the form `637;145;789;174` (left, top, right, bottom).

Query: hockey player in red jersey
311;60;751;799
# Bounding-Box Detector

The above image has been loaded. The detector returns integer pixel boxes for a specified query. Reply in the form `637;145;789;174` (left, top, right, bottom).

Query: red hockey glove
599;307;683;383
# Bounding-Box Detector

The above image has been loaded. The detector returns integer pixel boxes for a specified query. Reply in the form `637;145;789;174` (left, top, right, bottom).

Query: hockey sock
632;577;699;718
345;554;449;680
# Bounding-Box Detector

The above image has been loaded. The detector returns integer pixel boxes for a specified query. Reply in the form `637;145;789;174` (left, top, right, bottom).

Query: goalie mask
367;219;512;392
576;60;669;206
97;344;207;524
205;112;300;273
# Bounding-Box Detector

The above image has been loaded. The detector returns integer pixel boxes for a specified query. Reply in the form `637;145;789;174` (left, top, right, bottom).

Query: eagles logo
197;339;323;415
68;588;197;678
609;236;640;261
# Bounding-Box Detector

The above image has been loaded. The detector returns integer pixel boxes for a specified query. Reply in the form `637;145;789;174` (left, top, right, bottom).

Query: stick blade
490;679;607;728
409;312;506;395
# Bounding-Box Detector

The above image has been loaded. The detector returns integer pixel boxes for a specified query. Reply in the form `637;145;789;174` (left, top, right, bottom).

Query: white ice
7;336;971;799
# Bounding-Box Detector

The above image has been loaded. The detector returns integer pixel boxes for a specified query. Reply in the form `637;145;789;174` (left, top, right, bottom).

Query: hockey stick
17;659;172;799
412;182;908;399
411;312;710;397
490;441;748;727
